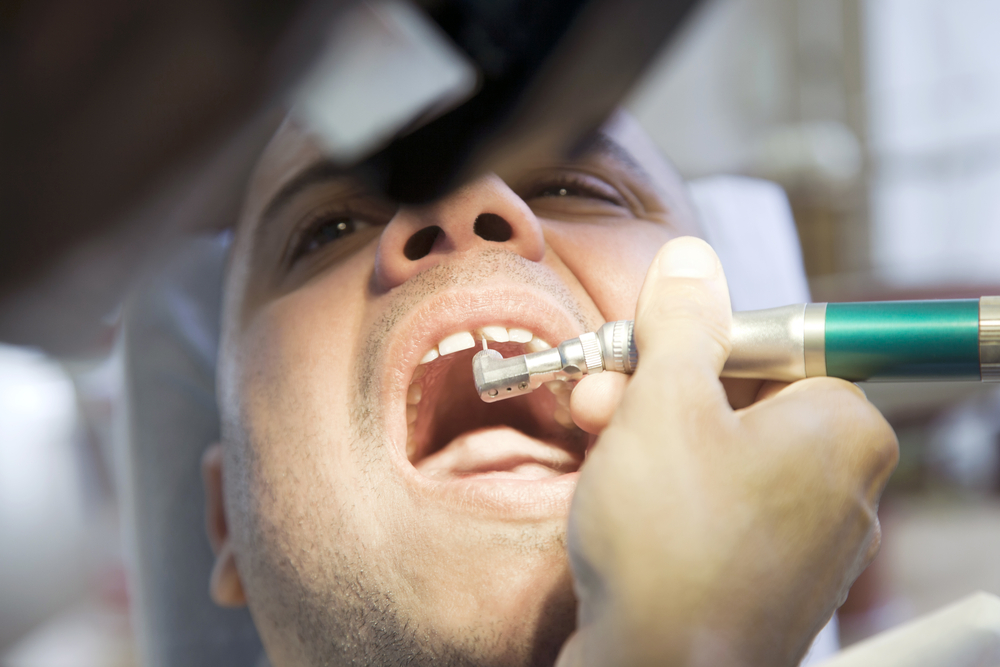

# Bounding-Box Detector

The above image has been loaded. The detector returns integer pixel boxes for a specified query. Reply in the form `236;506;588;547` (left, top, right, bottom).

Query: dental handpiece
472;297;1000;403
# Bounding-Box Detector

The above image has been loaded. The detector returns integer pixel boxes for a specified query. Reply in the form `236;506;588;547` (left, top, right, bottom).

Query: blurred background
638;0;1000;648
4;0;1000;663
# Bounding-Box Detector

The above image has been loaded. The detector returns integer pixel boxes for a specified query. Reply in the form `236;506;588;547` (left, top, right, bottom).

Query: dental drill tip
472;347;531;402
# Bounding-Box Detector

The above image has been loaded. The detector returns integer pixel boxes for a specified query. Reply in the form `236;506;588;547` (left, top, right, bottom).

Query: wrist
573;580;810;667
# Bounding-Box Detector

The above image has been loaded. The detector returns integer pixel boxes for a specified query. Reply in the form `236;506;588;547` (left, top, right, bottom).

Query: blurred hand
557;237;898;667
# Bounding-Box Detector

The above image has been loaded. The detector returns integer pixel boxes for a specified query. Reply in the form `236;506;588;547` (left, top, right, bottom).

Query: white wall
864;0;1000;287
0;345;89;650
627;0;799;177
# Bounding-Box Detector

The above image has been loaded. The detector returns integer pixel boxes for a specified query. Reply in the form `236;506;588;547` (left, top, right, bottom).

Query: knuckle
801;376;867;400
864;519;883;565
772;377;900;473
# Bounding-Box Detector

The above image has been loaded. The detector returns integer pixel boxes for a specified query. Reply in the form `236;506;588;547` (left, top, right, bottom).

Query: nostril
474;213;513;243
404;225;443;260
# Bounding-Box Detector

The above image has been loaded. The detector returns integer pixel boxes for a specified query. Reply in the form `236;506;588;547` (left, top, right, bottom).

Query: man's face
217;120;696;666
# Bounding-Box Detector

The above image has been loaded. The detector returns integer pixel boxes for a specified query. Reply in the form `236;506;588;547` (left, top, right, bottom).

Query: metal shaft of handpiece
473;321;633;403
473;297;1000;403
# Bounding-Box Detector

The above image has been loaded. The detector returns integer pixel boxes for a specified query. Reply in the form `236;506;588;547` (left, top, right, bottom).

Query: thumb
625;237;733;421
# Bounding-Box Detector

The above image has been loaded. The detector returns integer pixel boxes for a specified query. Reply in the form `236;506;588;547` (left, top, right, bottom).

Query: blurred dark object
0;0;339;353
0;0;699;355
361;0;701;203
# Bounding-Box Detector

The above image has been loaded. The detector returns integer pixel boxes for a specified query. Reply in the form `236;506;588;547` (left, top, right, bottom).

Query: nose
374;174;546;290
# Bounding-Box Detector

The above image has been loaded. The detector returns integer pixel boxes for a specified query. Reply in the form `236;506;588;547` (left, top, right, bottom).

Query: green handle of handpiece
825;299;980;381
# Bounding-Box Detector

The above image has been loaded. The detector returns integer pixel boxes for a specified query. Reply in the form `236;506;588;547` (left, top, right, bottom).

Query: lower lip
402;465;580;519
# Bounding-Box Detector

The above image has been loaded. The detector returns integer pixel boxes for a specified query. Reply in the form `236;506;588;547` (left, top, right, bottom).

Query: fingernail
658;238;718;278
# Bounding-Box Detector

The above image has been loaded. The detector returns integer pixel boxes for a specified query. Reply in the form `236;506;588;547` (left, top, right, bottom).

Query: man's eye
538;185;574;197
306;218;355;250
525;176;626;207
291;216;370;263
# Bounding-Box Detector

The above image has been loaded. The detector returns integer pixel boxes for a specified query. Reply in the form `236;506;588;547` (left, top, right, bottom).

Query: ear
201;443;247;607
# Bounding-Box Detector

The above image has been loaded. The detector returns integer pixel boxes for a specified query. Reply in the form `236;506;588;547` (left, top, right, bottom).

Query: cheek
234;252;376;514
546;220;677;321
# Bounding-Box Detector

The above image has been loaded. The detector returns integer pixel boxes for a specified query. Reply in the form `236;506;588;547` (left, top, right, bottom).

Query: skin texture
204;119;898;667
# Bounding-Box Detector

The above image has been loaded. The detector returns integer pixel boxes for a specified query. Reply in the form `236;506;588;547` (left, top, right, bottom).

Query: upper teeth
437;331;476;356
479;325;509;342
419;325;552;364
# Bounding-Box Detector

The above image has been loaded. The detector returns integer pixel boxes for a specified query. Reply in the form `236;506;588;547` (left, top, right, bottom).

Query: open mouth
403;325;587;482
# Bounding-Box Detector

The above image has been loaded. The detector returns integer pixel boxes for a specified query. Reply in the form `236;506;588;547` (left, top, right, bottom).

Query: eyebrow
256;133;652;232
582;133;653;185
259;159;349;229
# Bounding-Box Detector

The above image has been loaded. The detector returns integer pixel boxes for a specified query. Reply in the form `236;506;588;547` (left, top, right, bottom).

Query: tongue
414;426;580;481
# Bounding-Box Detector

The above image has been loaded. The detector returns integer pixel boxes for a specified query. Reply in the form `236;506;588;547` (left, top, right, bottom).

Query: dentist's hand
557;237;898;667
